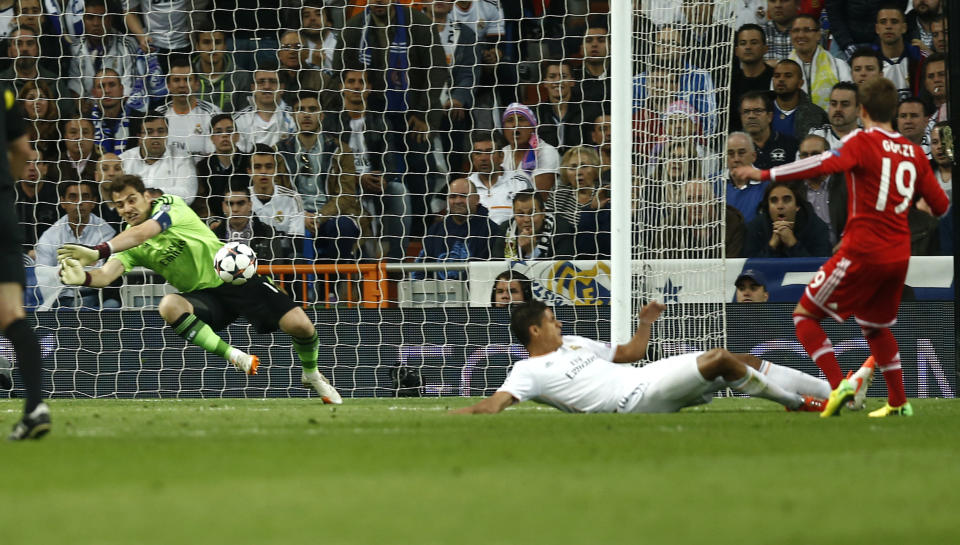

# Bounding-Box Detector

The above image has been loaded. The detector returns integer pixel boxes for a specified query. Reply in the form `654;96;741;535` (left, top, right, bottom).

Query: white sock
730;365;804;409
759;360;831;399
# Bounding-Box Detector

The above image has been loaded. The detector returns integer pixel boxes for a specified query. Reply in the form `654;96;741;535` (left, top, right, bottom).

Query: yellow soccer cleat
868;402;914;418
820;378;855;418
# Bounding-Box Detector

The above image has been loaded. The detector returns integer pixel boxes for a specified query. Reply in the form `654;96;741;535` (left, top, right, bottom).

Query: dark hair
470;129;508;150
253;58;280;73
923;52;946;74
585;14;609;33
57;180;97;200
513;189;545;210
84;0;107;12
288;89;322;109
831;81;859;103
898;96;932;117
210;113;234;128
226;179;252;195
761;180;808;219
251;143;277;157
876;1;906;17
141;110;167;132
491;271;533;306
735;23;766;45
792;13;820;30
740;90;773;113
774;58;802;75
167;54;192;76
103;174;146;197
849;48;882;71
510;300;549;347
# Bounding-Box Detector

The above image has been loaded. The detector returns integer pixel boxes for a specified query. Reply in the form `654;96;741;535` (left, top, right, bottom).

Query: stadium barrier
1;303;953;400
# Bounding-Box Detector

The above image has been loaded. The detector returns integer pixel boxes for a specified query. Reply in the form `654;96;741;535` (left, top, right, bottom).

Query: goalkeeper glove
57;242;112;266
58;258;92;287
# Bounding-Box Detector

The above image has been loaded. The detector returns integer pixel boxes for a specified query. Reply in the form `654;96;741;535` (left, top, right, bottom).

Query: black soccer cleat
8;402;51;441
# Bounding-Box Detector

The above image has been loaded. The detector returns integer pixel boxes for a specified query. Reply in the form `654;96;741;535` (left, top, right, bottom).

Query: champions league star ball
214;242;258;285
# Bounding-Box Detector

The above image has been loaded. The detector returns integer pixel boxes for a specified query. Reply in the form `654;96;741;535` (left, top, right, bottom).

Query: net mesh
9;1;733;398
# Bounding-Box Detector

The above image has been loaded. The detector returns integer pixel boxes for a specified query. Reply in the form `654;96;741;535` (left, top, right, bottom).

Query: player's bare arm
451;391;516;414
56;219;163;266
612;301;665;363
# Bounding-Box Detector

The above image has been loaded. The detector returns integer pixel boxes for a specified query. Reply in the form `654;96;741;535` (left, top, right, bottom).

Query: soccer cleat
868;402;914;418
233;353;259;375
845;356;876;411
8;402;51;441
786;395;827;412
302;370;343;405
819;378;855;418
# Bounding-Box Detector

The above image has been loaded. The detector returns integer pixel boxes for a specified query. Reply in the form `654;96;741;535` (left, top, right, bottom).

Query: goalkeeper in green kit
57;175;342;404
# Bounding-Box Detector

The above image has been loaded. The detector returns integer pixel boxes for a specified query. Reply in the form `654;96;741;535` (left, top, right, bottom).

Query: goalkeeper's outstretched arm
57;220;163;266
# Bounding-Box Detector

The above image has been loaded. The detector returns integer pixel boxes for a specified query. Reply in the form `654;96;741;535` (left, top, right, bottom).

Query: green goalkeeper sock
172;313;232;360
292;332;319;372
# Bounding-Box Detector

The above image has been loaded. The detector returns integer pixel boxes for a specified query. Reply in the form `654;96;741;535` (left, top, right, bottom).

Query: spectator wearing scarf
494;190;576;261
500;103;560;192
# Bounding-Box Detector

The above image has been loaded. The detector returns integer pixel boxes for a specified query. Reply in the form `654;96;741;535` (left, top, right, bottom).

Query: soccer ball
214;242;257;285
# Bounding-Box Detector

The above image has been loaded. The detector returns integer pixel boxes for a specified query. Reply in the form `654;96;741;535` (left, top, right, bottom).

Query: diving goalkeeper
57;175;342;404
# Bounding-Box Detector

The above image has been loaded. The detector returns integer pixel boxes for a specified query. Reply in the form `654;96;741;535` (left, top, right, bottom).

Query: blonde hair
559;145;601;187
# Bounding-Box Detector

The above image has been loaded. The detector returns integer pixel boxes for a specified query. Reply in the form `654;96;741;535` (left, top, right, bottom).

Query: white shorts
620;352;720;413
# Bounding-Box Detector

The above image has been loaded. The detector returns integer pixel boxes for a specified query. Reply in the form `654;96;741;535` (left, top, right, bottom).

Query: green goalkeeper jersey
112;195;224;292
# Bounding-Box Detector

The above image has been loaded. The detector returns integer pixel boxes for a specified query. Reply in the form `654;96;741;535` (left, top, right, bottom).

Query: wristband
94;242;113;260
83;272;93;287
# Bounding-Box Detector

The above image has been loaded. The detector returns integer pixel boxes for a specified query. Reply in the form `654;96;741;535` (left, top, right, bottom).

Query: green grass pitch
2;397;958;545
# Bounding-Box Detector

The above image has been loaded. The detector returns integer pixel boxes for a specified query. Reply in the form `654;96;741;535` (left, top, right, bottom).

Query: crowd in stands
3;0;954;306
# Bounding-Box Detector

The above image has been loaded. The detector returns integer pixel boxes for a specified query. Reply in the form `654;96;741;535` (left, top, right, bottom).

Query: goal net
6;0;734;399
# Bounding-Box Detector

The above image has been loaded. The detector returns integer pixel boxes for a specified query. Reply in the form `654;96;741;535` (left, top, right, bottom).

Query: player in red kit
733;78;950;418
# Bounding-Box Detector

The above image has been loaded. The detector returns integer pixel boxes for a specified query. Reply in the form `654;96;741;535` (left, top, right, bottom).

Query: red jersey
763;127;950;263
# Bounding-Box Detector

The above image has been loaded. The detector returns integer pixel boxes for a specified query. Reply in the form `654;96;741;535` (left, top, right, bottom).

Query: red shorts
798;251;908;327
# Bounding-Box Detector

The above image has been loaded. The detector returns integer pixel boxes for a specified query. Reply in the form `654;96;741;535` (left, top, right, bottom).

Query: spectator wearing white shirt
155;55;222;157
247;144;306;238
499;103;560;192
119;113;198;204
234;65;297;151
466;130;530;226
35;181;116;308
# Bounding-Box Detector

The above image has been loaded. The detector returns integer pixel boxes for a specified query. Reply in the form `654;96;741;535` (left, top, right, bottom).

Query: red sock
794;314;843;388
863;327;906;407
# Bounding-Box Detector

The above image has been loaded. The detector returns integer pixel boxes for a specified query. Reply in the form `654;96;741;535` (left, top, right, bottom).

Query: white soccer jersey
497;335;640;413
499;339;716;414
451;0;504;41
119;146;198;204
468;171;531;225
156;99;221;157
250;183;305;236
234;105;298;151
